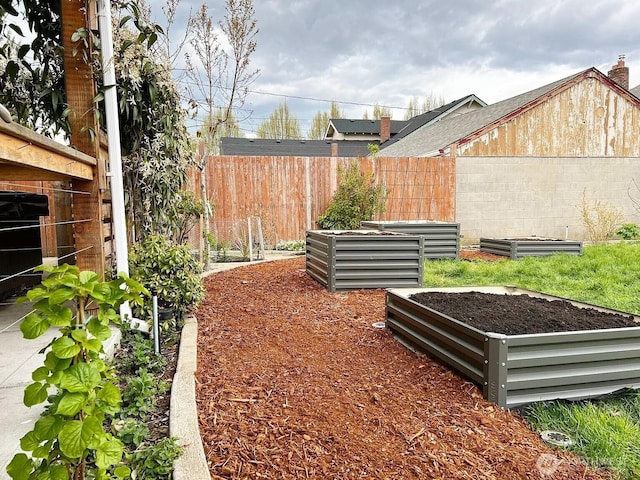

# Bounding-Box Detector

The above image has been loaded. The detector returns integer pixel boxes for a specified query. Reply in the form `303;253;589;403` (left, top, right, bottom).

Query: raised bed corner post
328;235;336;292
483;333;508;408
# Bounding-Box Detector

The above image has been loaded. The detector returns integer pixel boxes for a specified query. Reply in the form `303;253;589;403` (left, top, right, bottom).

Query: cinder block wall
456;157;640;242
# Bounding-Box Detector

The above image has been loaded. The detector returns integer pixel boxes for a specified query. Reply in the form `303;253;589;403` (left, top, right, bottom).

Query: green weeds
275;239;305;251
112;325;181;479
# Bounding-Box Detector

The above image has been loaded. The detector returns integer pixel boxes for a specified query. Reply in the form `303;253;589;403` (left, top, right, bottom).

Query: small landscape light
540;430;573;447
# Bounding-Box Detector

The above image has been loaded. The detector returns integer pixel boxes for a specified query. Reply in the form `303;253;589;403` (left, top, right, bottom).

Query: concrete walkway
0;299;55;480
0;251;301;480
0;298;120;480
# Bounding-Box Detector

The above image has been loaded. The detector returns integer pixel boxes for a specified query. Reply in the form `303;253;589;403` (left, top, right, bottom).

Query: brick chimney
608;54;629;90
380;116;391;142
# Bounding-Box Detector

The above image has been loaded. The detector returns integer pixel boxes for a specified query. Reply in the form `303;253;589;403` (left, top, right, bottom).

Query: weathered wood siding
192;156;456;245
459;77;640;157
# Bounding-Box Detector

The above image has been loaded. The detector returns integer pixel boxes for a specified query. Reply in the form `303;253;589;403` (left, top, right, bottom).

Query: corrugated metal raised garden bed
361;220;460;259
479;237;582;259
385;286;640;409
305;230;424;292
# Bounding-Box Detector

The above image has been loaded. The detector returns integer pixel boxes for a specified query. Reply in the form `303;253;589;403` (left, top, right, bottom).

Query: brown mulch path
196;256;610;479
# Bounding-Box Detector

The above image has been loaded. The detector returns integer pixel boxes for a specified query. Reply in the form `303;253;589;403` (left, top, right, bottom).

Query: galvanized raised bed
386;286;640;409
305;230;424;292
361;220;460;259
479;237;582;259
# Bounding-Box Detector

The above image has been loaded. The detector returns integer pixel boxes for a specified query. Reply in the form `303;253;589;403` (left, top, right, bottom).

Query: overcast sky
148;0;640;137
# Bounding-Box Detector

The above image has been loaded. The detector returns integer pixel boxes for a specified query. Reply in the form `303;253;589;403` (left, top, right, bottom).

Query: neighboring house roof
380;94;486;149
324;118;406;139
631;84;640;98
220;137;374;157
379;67;640;157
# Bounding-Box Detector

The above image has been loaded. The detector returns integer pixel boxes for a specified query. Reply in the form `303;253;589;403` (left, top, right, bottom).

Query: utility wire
0;245;94;285
179;79;411;112
246;88;410;111
58;245;93;262
0;219;92;234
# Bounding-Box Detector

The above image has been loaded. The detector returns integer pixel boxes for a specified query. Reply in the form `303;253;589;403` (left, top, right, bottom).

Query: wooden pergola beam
0;122;95;181
0;164;71;181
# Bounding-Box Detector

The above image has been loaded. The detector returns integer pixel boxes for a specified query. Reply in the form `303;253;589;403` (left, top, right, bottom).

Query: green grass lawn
423;242;640;479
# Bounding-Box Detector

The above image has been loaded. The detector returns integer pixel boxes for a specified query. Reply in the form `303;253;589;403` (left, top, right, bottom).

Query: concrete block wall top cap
0;103;12;123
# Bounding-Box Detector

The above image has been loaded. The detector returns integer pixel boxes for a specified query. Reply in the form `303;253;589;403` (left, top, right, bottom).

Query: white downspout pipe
97;0;132;321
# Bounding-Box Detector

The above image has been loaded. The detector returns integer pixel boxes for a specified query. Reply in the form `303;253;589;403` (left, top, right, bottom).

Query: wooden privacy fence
189;156;456;246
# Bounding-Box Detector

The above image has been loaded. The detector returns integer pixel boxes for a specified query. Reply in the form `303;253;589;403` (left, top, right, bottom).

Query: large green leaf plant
6;264;147;480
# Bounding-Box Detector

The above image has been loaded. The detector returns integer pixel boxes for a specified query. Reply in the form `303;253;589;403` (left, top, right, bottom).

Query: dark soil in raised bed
495;237;567;242
330;230;399;235
409;291;638;335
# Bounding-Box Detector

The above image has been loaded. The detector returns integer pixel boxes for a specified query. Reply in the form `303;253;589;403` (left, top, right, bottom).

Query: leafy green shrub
129;234;205;325
115;325;167;375
206;233;231;262
317;162;388;230
110;318;181;479
114;418;150;446
169;190;209;245
617;223;640;240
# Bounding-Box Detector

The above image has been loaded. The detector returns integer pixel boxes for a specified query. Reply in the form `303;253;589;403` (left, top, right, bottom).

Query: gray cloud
150;0;640;136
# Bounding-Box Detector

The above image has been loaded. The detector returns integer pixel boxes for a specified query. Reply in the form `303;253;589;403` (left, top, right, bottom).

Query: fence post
62;0;106;278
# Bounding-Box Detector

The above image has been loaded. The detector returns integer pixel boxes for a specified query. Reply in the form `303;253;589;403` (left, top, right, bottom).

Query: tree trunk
200;163;211;270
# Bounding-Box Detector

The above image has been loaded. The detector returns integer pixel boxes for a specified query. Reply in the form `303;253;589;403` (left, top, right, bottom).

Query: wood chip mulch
459;249;506;262
195;256;611;479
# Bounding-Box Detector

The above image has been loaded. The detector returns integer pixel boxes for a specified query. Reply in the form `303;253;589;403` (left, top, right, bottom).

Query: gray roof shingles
327;118;406;135
220;137;374;157
381;94;486;148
